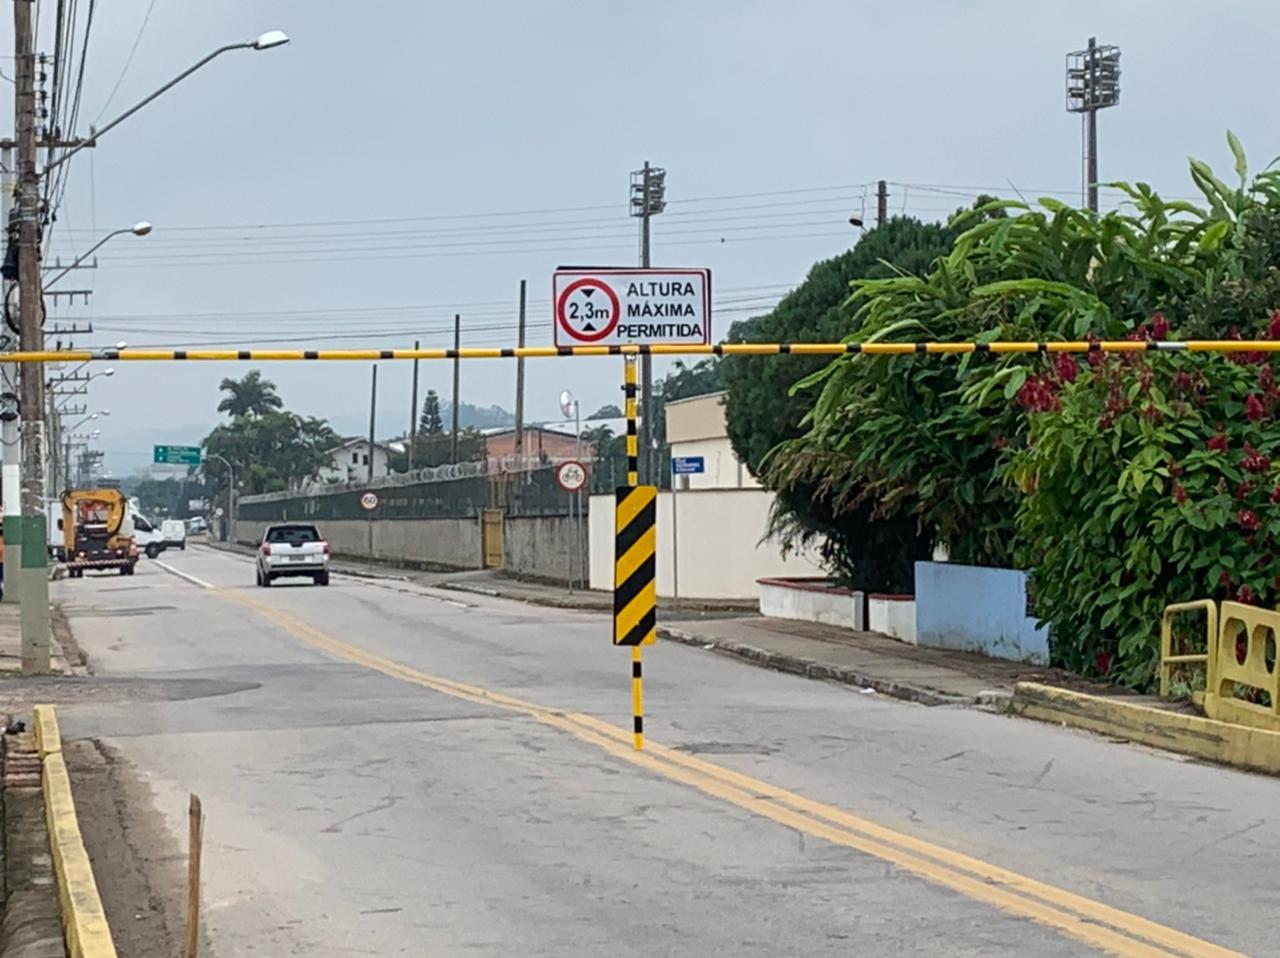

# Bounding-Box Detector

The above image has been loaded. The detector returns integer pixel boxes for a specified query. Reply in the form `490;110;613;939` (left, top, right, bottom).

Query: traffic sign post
153;444;201;466
552;268;711;348
361;491;379;568
554;460;588;493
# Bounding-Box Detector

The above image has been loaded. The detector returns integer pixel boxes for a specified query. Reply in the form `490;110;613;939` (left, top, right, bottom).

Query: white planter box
757;577;864;631
867;594;917;644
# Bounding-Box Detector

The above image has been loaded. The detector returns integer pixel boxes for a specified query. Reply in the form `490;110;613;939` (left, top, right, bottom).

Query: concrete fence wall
236;516;486;572
589;488;824;600
914;560;1049;663
502;514;588;584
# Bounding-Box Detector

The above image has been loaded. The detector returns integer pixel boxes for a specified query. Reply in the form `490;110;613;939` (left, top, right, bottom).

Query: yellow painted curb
37;706;118;958
1011;682;1280;776
33;703;61;757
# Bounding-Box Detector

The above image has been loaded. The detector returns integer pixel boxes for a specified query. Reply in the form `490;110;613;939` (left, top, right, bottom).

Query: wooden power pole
13;0;49;672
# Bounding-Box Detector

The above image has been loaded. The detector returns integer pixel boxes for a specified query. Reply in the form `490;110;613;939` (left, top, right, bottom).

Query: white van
162;519;187;551
127;500;167;559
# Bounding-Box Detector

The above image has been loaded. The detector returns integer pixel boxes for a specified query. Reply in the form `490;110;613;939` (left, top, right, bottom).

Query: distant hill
448;401;514;430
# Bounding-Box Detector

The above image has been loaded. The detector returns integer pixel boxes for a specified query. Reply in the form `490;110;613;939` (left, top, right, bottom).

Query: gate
481;509;503;569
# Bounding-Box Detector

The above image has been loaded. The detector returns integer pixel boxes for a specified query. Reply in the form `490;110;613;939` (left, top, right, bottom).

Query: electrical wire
94;0;157;123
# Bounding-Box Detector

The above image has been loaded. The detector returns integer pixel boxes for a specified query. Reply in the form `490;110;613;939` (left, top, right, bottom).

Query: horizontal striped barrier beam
3;341;1280;362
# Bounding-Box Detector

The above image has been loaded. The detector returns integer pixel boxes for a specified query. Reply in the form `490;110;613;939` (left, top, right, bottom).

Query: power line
93;0;158;122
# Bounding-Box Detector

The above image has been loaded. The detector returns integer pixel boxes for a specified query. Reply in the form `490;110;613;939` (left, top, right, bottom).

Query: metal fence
238;464;578;523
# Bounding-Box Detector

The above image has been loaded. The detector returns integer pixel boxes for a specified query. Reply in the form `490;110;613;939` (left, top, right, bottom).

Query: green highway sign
153;444;201;466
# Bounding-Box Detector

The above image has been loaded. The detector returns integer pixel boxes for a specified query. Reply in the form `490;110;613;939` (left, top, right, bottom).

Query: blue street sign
672;456;705;475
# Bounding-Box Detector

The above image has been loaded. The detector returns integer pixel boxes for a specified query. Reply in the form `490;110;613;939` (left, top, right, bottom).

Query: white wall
589;488;824;600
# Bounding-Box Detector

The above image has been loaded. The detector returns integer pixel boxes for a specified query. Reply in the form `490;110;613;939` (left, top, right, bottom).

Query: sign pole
672;469;679;602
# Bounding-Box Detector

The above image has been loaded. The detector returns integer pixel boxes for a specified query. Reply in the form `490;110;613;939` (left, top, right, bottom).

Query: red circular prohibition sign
556;278;621;343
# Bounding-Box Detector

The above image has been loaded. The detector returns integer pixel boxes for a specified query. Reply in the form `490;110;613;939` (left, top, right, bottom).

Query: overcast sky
12;0;1280;474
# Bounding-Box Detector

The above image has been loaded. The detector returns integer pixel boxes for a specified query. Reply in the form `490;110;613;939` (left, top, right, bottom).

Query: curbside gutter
31;705;118;958
1010;682;1280;776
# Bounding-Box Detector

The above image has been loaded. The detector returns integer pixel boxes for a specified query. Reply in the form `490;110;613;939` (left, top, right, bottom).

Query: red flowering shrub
1012;339;1280;686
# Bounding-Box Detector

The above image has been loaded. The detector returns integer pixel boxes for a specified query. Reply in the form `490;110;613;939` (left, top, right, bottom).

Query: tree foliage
721;216;973;589
419;390;444;435
216;370;284;418
774;134;1280;686
204;372;338;498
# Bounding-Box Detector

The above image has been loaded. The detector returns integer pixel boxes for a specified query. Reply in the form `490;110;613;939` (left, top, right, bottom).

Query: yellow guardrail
1205;602;1280;732
31;704;118;958
1159;599;1219;697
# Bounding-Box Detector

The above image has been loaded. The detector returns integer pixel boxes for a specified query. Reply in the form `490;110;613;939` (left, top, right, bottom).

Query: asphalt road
47;545;1280;957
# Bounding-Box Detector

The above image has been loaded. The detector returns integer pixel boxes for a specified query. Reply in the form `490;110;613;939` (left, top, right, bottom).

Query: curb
1009;681;1280;776
439;581;607;611
656;626;976;707
31;704;117;958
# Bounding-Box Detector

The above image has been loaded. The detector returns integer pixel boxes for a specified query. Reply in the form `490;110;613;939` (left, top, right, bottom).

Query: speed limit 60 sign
553;268;710;347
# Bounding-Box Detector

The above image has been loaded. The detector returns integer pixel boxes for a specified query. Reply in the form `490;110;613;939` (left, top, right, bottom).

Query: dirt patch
64;739;190;957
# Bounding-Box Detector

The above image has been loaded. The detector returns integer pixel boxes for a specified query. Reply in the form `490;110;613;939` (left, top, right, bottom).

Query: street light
203;453;236;543
44;222;152;289
45;31;292;175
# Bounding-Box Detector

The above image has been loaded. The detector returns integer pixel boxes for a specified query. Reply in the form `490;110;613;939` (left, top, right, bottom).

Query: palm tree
217;370;284;418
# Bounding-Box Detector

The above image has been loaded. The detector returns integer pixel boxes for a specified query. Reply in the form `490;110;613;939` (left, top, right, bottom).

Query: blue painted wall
914;561;1049;664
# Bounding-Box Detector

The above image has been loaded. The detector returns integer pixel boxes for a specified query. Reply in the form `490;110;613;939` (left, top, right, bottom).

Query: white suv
256;523;330;587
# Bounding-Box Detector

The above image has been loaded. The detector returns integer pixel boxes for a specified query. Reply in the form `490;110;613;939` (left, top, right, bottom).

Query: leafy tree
216;370;283;419
721;216;969;590
588;403;623;420
419;390;444;434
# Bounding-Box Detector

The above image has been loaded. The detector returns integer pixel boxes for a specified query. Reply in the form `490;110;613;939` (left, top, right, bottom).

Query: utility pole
450;313;460;463
367;365;377;483
630;161;666;485
513;280;527;464
1066;37;1121;213
408;339;420;470
2;143;20;607
14;0;49;671
876;180;888;227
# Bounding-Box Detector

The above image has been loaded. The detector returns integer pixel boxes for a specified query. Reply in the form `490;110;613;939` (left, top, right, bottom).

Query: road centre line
183;584;1241;958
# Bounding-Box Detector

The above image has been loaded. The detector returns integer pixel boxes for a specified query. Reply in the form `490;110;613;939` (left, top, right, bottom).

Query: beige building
664;391;758;490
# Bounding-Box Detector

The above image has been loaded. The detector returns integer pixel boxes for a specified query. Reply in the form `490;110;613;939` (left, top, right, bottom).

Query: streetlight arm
45;43;252;175
43;229;129;289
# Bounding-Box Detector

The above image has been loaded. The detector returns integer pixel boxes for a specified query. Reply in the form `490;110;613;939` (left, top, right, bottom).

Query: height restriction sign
553;268;711;347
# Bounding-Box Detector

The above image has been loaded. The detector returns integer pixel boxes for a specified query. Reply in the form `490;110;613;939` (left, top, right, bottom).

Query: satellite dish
559;390;577;419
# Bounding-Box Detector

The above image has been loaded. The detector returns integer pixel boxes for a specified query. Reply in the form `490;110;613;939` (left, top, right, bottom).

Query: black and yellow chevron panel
614;485;657;647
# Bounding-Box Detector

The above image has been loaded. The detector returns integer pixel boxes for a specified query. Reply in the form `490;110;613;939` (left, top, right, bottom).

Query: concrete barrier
1010;682;1280;776
31;704;117;958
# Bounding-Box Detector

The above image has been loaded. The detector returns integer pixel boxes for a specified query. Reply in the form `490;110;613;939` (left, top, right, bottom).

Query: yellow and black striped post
618;356;651;750
614;484;656;748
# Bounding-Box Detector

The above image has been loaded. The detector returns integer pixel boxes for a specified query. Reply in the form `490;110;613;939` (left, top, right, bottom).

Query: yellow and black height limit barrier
7;339;1280;363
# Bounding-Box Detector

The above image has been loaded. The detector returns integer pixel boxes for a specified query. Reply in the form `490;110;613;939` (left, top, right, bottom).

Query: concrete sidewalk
434;570;1089;707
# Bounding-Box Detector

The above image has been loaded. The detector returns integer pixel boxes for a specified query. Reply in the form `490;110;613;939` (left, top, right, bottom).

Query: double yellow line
220;588;1242;958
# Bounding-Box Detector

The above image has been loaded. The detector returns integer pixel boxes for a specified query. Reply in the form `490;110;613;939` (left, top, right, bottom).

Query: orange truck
62;488;138;577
